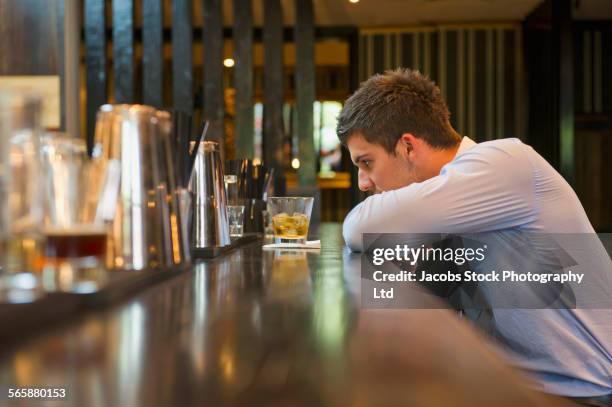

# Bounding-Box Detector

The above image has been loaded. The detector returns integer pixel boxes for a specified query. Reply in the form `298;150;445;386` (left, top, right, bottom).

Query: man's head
337;68;461;192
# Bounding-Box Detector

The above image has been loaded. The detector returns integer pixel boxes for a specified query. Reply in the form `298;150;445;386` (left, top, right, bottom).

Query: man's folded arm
342;146;537;252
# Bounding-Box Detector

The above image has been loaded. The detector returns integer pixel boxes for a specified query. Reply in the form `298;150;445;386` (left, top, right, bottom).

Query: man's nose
358;169;374;191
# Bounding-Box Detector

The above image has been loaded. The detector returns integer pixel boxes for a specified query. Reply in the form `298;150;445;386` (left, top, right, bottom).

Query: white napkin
263;240;321;250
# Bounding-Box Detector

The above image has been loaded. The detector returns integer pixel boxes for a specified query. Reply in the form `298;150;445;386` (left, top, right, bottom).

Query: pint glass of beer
267;197;314;244
40;134;108;290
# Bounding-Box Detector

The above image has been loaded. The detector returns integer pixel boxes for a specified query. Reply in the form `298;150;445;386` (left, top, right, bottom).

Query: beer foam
43;224;106;236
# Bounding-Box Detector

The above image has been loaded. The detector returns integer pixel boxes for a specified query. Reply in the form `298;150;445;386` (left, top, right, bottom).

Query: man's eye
363;160;371;168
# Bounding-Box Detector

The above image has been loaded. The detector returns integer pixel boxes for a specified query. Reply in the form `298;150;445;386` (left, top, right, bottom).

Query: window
253;101;343;174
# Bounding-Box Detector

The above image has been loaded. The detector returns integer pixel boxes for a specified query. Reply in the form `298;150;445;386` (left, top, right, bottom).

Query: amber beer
43;226;107;259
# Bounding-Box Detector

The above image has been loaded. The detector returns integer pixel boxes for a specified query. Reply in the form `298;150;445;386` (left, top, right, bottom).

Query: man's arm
343;142;537;252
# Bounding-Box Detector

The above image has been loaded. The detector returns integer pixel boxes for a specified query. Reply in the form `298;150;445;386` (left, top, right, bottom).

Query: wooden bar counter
0;224;573;406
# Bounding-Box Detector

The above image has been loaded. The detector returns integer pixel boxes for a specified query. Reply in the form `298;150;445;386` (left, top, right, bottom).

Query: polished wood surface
0;224;573;406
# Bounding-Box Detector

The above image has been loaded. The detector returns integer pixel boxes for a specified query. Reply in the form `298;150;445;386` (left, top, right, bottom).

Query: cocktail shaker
189;141;231;248
91;104;188;270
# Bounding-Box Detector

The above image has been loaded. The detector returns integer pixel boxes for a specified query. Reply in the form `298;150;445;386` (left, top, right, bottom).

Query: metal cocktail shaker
92;104;188;270
189;141;230;248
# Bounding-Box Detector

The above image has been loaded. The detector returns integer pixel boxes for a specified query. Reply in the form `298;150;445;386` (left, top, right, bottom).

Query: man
338;68;612;399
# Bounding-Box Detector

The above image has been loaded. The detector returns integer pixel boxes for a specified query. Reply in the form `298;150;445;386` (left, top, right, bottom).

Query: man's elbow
342;219;364;252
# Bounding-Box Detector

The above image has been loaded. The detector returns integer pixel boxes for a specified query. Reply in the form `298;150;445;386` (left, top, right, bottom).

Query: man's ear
398;133;419;159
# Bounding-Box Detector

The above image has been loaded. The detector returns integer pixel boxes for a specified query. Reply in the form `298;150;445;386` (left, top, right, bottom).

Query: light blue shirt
343;137;612;397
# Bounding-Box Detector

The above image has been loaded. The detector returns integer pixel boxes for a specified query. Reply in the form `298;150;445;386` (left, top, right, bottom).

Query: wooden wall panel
85;0;106;149
143;0;163;107
263;0;285;194
203;0;225;154
233;0;254;158
172;0;193;114
360;26;524;143
112;0;134;103
295;0;316;186
553;0;575;186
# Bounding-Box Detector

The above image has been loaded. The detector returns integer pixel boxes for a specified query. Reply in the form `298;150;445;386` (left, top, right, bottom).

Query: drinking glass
227;205;245;238
224;174;240;205
266;197;314;244
262;210;274;239
0;91;44;276
225;174;246;238
39;133;108;287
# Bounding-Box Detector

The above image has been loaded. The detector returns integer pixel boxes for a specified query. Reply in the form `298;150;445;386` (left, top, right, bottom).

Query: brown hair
336;68;461;153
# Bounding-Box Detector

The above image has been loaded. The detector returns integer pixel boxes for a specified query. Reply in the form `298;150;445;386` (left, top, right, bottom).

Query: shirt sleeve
342;140;537;252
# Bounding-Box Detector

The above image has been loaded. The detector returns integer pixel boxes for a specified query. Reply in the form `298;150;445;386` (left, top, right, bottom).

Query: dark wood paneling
88;26;358;45
143;0;163;108
401;33;413;69
348;28;359;92
575;130;612;231
600;28;612;113
57;0;65;130
463;30;469;135
524;25;557;165
358;35;366;81
389;34;397;69
553;0;575;186
0;0;61;75
573;28;584;113
85;0;106;151
172;0;193;114
445;30;458;130
419;32;425;73
373;35;384;74
263;0;285;194
572;25;612;115
524;0;574;180
348;30;362;207
233;0;254;158
112;0;134;103
504;30;515;138
360;28;525;143
474;30;487;142
295;0;316;186
430;32;439;83
203;0;225;155
490;30;498;140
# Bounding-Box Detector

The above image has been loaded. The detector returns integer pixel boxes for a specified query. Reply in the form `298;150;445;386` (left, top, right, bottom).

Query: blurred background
0;0;610;229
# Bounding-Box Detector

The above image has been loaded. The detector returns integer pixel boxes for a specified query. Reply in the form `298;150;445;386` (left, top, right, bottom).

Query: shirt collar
454;136;477;159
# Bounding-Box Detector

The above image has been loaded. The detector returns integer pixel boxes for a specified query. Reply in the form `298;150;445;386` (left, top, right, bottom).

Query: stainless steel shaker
189;141;231;248
154;110;190;266
91;104;188;270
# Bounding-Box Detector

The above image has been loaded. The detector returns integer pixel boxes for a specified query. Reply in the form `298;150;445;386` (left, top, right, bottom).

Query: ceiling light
349;0;359;3
291;158;300;169
223;58;235;68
